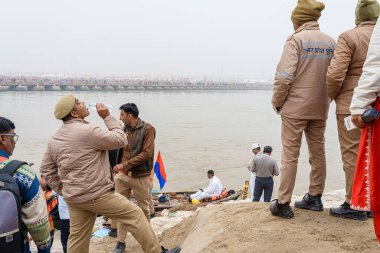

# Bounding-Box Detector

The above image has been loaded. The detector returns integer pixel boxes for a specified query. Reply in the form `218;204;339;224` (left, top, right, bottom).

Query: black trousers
253;177;274;202
60;219;70;253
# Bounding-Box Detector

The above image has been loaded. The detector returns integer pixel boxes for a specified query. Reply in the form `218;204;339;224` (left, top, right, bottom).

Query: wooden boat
152;190;243;211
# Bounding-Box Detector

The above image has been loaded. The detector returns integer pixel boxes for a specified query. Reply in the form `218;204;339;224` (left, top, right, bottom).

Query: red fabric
0;156;7;162
351;98;380;243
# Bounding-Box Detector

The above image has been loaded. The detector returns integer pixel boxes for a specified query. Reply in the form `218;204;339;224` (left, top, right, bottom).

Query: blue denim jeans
253;177;274;202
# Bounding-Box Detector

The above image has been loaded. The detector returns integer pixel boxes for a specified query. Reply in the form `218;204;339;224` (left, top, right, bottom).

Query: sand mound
34;189;380;253
178;203;380;253
89;211;195;253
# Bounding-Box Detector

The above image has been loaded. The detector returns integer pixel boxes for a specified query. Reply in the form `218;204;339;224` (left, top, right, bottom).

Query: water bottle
86;102;113;111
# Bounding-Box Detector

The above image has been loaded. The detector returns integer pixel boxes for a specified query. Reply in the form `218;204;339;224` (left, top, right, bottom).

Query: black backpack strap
0;160;27;176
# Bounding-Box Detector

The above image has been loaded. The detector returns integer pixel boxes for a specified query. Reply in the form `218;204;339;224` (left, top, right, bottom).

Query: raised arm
88;115;128;151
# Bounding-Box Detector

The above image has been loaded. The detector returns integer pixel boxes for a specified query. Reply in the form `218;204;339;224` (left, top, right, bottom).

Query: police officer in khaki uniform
270;0;336;219
327;0;379;220
112;103;156;253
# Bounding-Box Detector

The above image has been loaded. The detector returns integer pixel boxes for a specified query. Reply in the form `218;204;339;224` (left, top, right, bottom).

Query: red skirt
351;97;380;242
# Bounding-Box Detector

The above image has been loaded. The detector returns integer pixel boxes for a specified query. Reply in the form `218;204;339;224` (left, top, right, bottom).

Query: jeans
60;219;70;253
253;177;274;202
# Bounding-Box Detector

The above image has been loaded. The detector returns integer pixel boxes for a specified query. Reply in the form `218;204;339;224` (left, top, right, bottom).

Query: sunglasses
1;134;19;143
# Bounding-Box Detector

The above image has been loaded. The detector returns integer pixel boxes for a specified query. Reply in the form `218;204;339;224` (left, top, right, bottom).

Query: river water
0;90;343;196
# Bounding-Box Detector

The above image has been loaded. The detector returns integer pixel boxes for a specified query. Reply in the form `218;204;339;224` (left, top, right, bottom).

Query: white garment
250;172;264;202
58;195;70;220
249;172;256;199
191;176;223;201
190;191;216;201
350;20;380;115
249;154;264;201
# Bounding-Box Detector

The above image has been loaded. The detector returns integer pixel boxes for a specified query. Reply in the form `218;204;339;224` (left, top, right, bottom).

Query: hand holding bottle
96;103;110;119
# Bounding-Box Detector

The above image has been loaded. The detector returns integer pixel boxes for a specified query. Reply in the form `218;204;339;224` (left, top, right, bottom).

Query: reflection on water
0;91;343;196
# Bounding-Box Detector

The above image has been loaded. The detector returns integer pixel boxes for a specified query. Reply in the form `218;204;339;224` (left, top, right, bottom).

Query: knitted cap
291;0;325;26
355;0;380;25
54;94;76;120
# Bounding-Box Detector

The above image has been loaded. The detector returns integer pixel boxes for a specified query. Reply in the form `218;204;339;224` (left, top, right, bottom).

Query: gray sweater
251;154;279;178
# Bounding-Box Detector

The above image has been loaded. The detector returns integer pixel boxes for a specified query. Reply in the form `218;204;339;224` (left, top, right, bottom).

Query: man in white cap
248;143;263;201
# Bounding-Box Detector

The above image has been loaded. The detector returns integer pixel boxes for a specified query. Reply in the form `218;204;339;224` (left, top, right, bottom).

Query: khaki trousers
278;116;327;203
67;191;161;253
114;173;151;243
337;114;361;203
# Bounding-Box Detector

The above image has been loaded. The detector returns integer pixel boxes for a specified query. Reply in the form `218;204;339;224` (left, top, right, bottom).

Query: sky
0;0;358;80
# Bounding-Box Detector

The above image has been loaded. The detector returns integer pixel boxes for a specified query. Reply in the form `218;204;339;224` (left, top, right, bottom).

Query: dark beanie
355;0;380;25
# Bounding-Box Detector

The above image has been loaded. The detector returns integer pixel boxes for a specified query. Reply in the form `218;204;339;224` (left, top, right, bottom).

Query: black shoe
113;242;126;253
161;246;181;253
269;199;294;219
329;202;367;220
367;211;374;218
108;228;117;238
150;211;156;219
294;193;323;211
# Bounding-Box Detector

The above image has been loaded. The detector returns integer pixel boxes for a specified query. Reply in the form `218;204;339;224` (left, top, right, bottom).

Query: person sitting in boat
190;170;223;202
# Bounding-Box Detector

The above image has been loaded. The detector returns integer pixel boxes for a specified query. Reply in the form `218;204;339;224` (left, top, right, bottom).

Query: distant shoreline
0;86;273;92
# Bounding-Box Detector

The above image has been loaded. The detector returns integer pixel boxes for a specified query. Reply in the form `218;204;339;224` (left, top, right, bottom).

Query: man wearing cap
40;95;180;253
327;0;379;220
247;143;263;200
271;0;336;218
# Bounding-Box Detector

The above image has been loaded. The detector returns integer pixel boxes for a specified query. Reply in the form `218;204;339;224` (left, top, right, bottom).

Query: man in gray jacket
40;94;180;253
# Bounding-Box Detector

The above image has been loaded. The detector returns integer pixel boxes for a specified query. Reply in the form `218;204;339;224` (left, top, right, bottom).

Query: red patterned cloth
351;98;380;243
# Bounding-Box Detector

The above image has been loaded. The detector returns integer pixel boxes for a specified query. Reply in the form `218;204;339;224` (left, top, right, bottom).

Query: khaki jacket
272;22;336;120
121;118;155;177
327;21;376;115
351;20;380;115
40;116;128;203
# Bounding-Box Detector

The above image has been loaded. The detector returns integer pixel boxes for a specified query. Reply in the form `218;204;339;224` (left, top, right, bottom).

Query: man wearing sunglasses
0;116;51;253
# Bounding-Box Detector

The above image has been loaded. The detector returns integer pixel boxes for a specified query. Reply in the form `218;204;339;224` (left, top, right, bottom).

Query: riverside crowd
1;0;380;253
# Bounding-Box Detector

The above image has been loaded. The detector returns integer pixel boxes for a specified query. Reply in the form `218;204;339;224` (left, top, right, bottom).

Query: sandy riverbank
89;190;379;253
33;190;380;253
89;202;380;253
